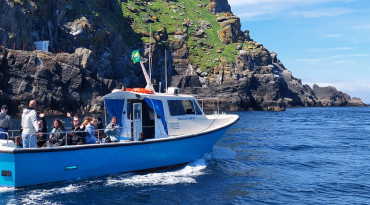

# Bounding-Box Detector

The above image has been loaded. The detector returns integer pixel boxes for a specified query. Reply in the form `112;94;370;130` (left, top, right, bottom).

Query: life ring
126;88;154;94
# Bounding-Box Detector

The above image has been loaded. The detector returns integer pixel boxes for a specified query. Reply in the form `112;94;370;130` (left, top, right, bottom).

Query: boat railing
0;131;11;147
0;127;129;148
195;97;220;115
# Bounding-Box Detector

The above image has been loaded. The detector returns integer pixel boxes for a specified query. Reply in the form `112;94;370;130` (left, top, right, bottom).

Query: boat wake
105;146;236;187
105;158;208;186
4;184;83;204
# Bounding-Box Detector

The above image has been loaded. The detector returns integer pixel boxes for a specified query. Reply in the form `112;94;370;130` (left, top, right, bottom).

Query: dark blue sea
1;107;370;204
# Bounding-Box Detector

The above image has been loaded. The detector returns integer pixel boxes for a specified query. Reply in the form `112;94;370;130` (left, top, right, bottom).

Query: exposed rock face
0;47;123;114
312;84;366;107
217;16;245;44
208;0;232;14
346;97;367;107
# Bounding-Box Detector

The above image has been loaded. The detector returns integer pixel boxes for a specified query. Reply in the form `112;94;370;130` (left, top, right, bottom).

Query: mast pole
165;49;167;93
149;24;152;82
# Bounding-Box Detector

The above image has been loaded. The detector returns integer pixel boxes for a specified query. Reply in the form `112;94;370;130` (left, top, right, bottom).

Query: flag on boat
131;50;141;63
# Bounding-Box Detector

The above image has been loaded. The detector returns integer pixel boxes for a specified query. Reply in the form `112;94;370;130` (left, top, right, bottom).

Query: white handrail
0;131;10;148
2;127;129;148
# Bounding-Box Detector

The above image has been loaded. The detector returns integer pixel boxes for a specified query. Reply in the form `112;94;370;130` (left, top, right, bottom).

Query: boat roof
102;90;196;100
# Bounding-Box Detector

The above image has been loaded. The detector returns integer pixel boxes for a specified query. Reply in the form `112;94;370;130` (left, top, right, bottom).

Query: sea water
1;107;370;204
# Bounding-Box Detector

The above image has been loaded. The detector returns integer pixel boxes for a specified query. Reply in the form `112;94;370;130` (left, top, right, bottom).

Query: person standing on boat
104;117;120;143
85;117;99;144
0;105;13;140
36;113;48;147
21;100;38;148
48;118;66;147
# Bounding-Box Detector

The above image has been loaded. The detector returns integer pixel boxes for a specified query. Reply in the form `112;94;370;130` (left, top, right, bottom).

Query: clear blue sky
229;0;370;103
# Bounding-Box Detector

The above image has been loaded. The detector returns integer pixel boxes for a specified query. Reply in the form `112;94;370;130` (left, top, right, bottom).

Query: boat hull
0;125;233;188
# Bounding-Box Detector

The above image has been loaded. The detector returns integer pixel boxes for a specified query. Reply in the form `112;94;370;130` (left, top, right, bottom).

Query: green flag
131;50;141;63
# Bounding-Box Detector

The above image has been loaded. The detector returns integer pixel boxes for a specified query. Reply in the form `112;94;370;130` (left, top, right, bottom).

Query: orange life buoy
125;88;154;94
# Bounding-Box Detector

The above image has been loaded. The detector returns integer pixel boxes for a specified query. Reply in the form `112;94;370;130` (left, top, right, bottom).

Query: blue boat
0;61;239;188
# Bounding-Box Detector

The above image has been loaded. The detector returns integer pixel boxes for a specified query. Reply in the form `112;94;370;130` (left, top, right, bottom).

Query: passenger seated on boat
104;116;120;143
68;115;86;145
84;117;99;144
36;113;48;148
93;117;106;140
47;118;67;147
92;117;104;129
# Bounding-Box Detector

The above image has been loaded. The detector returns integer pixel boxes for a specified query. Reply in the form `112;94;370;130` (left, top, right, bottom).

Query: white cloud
323;34;342;38
334;60;353;63
353;24;370;30
293;8;354;18
298;59;325;62
330;53;370;58
229;0;357;20
306;47;353;52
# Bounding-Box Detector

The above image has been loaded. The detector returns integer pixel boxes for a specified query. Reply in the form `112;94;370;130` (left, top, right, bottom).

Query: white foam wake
106;158;208;186
6;184;83;205
0;187;15;193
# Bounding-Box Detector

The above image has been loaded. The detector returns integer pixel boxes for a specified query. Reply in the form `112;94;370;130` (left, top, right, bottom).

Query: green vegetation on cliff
117;0;252;72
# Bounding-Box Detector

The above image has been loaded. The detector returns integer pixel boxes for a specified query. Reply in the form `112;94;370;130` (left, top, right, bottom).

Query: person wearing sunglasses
66;113;86;145
0;105;12;140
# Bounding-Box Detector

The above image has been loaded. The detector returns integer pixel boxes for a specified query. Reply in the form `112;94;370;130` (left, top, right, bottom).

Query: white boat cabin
102;88;220;141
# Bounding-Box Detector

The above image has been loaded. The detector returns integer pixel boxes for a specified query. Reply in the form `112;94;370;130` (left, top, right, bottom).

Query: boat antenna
149;24;152;82
165;49;167;93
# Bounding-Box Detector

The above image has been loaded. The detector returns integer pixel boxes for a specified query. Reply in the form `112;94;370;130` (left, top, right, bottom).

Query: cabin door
132;102;143;141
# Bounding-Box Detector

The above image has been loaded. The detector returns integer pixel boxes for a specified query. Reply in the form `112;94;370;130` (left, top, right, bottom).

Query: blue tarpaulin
144;98;168;135
104;99;125;126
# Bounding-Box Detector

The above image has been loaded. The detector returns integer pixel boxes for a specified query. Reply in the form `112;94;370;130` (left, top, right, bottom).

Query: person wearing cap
0;105;13;140
21;100;38;148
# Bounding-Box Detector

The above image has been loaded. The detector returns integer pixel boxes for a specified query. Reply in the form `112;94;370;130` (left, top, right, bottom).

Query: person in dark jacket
47;118;66;147
96;117;104;129
67;114;86;145
36;113;48;147
0;105;13;140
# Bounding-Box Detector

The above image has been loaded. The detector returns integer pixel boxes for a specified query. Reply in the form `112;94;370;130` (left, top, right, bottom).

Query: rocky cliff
0;0;366;114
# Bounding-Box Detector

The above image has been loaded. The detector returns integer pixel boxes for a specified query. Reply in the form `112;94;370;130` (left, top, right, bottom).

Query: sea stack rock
312;84;366;107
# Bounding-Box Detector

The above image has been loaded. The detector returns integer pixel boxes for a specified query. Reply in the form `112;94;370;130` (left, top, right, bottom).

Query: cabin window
168;100;195;116
127;102;131;119
193;100;202;115
133;104;142;121
182;100;195;114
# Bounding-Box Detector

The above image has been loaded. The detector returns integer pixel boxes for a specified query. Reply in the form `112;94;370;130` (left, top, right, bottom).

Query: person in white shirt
21;100;38;148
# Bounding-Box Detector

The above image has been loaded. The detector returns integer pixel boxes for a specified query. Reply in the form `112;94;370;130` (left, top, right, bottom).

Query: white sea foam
0;187;15;193
106;158;208;186
105;146;236;187
6;184;83;205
